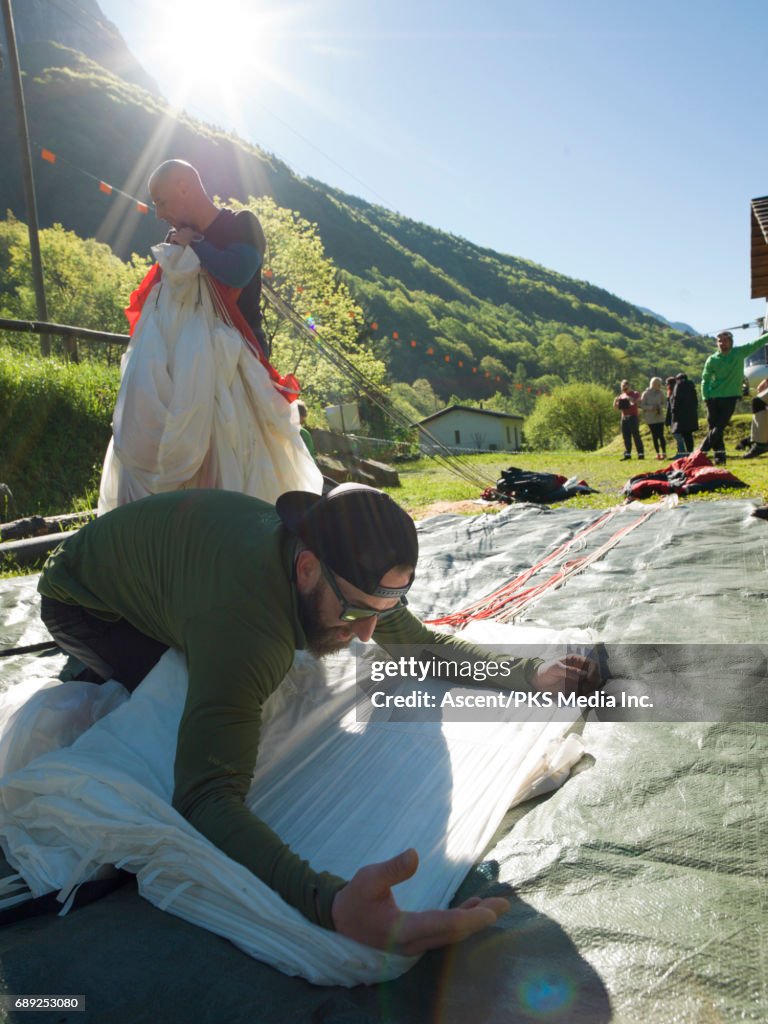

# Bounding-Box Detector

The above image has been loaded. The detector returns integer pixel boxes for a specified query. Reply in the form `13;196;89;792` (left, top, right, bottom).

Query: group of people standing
614;327;768;464
613;374;697;462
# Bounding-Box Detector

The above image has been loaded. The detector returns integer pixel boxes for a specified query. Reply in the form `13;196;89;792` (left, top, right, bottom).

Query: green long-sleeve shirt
701;333;768;400
299;425;317;461
38;489;537;929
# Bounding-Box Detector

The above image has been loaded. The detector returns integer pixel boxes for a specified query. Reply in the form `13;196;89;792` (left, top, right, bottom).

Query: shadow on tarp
390;859;610;1024
0;862;610;1024
311;859;611;1024
598;643;768;723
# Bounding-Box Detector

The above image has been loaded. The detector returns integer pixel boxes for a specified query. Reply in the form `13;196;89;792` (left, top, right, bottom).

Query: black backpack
496;467;565;503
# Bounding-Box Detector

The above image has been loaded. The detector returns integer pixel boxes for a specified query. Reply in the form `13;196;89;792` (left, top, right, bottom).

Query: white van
744;344;768;393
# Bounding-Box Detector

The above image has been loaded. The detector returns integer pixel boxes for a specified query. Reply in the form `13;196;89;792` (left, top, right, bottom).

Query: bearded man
38;484;596;953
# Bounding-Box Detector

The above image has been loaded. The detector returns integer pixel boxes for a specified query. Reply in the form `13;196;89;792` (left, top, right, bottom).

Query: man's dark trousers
621;415;644;457
701;396;738;461
40;595;168;691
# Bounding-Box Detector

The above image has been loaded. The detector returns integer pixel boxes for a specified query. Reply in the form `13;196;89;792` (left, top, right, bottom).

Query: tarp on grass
0;636;587;987
0;498;765;1022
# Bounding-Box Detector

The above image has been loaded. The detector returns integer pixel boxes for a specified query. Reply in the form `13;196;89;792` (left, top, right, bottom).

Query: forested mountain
0;2;712;410
637;307;697;336
3;0;157;93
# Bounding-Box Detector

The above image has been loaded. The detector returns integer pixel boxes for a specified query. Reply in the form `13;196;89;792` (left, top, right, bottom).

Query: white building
416;405;524;453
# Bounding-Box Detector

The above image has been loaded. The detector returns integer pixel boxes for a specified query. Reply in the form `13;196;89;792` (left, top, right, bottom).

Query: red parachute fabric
124;263;161;335
625;450;745;499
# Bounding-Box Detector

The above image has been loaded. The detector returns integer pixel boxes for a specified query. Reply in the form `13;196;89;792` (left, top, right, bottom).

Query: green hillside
0;30;713;409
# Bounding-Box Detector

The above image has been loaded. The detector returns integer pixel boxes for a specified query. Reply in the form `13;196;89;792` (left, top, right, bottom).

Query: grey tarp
0;498;766;1023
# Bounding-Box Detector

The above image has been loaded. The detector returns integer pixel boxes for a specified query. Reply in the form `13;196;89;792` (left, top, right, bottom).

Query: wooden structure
751;195;768;300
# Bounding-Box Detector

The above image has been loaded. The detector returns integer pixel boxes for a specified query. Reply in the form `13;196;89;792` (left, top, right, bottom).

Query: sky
96;0;768;338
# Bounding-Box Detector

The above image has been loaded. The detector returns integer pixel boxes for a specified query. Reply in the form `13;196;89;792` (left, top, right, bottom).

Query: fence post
1;0;65;359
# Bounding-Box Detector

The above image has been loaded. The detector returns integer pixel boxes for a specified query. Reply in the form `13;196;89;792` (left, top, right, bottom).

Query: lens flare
517;969;575;1016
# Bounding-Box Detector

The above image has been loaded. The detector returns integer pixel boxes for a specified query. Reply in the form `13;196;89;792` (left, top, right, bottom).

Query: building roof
417;404;524;426
751;195;768;300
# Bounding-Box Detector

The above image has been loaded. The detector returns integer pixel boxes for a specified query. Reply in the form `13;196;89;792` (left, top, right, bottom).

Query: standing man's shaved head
151;159;194;180
149;159;203;192
148;160;217;232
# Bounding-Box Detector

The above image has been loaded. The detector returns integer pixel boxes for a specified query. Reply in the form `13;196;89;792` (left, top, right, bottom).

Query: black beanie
276;483;418;596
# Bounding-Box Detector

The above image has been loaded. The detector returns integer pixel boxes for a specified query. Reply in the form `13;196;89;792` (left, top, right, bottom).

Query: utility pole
1;0;53;357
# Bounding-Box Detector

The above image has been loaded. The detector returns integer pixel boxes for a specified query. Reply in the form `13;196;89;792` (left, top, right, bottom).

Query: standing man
296;401;317;462
700;329;768;464
97;157;320;512
614;380;644;461
149;159;268;352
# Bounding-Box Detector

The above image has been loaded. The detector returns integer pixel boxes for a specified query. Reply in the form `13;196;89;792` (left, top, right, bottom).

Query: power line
34;143;150;212
247;101;395;209
684;319;764;344
262;282;496;492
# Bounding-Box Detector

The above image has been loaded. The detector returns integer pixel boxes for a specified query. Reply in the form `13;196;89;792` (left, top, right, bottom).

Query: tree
531;373;566;395
0;215;150;362
229;197;389;414
574;337;636;388
448;390;521;415
505;340;538;374
536;333;579;376
389;378;441;425
478;354;509;385
525;382;616;450
410;378;441;414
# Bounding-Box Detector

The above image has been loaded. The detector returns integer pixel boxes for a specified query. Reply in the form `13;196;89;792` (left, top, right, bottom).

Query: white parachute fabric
0;676;128;780
0;626;585;987
98;243;322;513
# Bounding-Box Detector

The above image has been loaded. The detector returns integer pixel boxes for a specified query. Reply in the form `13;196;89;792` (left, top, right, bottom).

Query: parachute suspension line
205;273;235;330
493;500;664;624
425;500;667;629
262;282;497;492
425;505;625;629
262;282;492;490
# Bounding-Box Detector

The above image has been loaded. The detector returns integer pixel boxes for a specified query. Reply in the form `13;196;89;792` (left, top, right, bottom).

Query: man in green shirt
38;484;596;954
295;401;317;462
700;329;768;464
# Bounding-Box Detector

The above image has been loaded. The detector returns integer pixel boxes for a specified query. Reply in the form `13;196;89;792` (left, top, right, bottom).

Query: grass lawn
384;414;768;518
3;416;768;576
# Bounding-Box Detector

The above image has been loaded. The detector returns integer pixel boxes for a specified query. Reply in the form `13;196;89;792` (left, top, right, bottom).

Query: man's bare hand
534;654;600;696
168;226;199;247
331;848;509;955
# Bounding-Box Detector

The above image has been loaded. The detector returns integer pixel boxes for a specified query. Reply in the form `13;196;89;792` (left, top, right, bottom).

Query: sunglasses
321;563;407;622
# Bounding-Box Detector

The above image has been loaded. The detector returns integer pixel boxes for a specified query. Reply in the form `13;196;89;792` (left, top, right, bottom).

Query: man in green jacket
38;484;596;954
296;400;317;461
700;329;768;463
